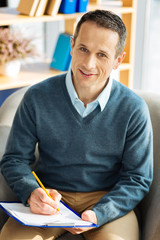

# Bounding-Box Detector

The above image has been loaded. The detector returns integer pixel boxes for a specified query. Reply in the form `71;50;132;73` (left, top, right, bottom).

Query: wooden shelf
119;63;131;71
0;62;63;90
0;5;134;26
0;7;84;26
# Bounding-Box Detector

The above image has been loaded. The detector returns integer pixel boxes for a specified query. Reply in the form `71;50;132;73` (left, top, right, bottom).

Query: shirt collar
65;68;113;111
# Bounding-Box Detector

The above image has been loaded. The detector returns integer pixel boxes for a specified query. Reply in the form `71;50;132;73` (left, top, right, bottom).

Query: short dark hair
74;10;127;57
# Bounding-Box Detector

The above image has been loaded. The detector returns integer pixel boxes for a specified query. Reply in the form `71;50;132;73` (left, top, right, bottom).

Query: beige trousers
0;191;139;240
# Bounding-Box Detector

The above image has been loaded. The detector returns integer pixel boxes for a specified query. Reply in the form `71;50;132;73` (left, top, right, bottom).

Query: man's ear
113;51;126;70
70;37;74;56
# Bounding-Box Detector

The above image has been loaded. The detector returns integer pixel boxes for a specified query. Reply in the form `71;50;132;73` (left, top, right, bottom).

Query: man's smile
79;69;96;78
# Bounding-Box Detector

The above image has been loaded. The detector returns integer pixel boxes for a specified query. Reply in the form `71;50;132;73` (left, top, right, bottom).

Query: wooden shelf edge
0;8;83;26
0;61;63;90
119;63;131;71
0;6;134;26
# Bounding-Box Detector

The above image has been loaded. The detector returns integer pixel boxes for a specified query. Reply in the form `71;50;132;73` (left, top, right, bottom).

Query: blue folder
50;33;72;72
76;0;89;12
59;0;77;14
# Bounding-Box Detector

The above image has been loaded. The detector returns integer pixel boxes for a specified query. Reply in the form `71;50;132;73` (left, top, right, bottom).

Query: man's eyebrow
78;43;87;48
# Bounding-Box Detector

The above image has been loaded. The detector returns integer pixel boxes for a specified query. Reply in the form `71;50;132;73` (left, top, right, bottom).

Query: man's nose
84;54;96;69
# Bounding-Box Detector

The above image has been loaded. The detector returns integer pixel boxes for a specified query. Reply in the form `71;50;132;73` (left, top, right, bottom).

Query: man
0;10;153;240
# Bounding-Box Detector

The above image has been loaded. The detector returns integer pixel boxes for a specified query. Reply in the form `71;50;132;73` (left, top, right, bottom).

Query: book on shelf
59;0;77;14
0;201;97;228
50;33;72;72
34;0;49;17
45;0;62;16
76;0;89;13
17;0;40;17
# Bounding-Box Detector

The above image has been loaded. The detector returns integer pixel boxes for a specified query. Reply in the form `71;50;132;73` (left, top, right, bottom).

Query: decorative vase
0;60;21;77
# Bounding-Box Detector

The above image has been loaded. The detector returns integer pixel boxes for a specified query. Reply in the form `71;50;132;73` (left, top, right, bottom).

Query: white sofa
0;87;160;240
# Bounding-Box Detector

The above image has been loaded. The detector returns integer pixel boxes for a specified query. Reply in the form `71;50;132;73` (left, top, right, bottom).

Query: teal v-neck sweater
1;74;153;226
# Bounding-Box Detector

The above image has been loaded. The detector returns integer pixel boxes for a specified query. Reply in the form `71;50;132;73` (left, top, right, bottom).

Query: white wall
144;0;160;92
133;0;151;90
44;21;64;59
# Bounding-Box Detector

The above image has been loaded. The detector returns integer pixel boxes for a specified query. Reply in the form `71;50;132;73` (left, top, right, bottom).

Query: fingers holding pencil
28;171;62;215
48;189;62;207
28;187;61;215
31;171;61;213
39;188;62;212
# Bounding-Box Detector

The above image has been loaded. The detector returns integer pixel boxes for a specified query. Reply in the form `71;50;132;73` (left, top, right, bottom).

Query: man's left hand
65;210;97;234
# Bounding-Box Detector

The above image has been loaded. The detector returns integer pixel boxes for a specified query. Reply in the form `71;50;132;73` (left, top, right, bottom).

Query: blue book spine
76;0;89;12
59;0;77;14
50;33;72;72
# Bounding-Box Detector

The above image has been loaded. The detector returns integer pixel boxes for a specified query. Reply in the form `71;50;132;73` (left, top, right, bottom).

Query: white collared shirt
65;69;112;118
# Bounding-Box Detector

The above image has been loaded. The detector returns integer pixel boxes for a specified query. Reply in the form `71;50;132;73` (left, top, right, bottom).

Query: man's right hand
27;187;62;215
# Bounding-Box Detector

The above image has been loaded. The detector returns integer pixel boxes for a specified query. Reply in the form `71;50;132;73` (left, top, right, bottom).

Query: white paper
0;202;95;227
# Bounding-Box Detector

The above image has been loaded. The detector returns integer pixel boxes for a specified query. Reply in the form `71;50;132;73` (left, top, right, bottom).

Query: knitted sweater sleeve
0;89;40;204
92;98;153;226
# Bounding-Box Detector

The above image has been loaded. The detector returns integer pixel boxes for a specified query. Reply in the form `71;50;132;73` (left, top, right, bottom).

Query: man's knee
0;217;44;240
83;211;139;240
0;217;65;240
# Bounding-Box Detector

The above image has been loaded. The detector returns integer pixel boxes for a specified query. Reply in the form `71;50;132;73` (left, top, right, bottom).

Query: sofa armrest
140;190;160;240
0;173;18;230
0;125;10;160
135;90;160;240
0;87;28;127
0;125;18;229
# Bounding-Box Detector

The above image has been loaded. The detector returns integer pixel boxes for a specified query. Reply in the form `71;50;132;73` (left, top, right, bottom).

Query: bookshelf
0;0;137;91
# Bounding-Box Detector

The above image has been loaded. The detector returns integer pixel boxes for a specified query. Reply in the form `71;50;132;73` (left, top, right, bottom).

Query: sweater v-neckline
61;78;101;125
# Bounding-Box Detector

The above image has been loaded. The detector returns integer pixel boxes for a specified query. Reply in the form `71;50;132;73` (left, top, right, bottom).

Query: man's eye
80;47;88;52
98;53;107;58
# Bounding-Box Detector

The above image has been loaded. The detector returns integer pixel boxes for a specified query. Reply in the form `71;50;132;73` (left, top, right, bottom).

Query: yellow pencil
32;171;60;212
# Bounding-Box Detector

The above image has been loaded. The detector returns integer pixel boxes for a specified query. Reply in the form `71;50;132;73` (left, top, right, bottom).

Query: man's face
70;21;125;93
